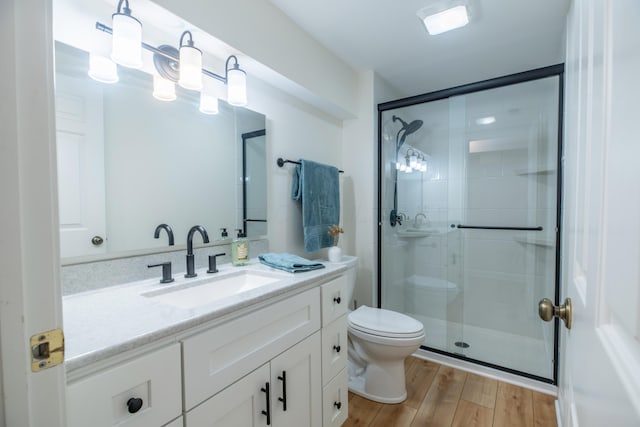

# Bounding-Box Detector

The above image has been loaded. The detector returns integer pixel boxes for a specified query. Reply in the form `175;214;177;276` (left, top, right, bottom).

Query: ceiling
269;0;571;98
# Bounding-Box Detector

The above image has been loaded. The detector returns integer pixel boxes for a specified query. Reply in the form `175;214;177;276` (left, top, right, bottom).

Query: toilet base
347;362;408;404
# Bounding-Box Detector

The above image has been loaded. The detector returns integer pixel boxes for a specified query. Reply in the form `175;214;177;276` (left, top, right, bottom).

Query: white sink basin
142;270;285;309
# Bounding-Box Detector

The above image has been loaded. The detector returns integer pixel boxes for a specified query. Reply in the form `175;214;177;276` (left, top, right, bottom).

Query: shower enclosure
378;66;563;383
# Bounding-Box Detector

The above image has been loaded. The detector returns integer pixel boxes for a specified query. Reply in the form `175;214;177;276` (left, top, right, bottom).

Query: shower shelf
515;167;557;176
513;235;556;248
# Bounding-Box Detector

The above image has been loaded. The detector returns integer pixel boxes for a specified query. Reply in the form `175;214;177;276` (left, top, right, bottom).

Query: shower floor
411;313;552;380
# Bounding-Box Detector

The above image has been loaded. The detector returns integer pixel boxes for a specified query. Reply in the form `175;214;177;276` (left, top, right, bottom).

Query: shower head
393;115;423;149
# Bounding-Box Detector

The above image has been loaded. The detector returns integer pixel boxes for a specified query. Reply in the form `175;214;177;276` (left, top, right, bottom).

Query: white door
55;73;107;258
0;0;67;425
559;0;640;425
270;332;322;427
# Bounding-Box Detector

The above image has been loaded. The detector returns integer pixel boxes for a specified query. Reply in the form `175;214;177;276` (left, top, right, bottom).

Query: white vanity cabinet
320;276;349;427
65;268;351;427
66;344;182;427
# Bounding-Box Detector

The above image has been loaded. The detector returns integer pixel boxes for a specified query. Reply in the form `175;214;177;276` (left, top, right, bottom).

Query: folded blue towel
258;253;326;273
291;159;340;252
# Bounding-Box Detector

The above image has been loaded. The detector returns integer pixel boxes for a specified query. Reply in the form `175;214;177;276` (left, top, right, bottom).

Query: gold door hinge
30;328;64;372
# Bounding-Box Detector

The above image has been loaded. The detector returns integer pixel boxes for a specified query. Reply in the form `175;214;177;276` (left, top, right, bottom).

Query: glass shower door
380;70;561;382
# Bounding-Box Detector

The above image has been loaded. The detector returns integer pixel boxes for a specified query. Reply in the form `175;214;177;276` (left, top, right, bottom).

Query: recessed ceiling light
417;2;470;35
476;116;496;125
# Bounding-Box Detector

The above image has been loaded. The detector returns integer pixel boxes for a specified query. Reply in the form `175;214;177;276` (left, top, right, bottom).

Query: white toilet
329;256;425;404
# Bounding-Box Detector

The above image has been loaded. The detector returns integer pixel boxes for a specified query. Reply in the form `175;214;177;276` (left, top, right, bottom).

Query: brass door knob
538;297;572;329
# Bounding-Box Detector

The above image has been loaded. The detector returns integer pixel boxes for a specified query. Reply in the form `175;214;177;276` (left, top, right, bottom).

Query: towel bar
277;157;344;173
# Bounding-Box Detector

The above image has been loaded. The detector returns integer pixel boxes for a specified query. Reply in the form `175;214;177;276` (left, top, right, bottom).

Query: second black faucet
185;225;210;278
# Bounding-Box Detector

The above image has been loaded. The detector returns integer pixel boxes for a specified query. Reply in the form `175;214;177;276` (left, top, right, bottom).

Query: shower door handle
538;298;572;329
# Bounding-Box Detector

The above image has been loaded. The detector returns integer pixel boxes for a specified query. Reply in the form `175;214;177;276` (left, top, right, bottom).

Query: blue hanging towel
291;159;340;252
258;253;326;273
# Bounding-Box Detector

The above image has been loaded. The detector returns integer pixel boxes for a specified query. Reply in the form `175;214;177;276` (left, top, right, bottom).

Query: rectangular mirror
54;42;267;261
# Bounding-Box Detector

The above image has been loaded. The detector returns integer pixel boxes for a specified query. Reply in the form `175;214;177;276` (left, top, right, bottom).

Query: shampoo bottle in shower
231;229;249;266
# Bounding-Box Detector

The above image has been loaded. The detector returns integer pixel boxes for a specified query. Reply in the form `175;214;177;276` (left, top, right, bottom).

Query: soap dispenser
231;229;249;266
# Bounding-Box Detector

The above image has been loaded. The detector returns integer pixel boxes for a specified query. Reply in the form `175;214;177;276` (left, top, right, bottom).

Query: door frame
0;0;67;425
376;64;565;385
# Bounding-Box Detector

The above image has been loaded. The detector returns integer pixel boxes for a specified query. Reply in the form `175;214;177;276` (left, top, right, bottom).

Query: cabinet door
270;332;322;427
185;364;271;427
66;344;182;427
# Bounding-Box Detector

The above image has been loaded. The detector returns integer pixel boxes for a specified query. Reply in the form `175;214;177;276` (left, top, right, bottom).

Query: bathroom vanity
63;260;349;427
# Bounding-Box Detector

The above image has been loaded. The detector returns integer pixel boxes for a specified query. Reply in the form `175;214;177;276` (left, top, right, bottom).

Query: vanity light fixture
417;1;470;35
95;13;249;109
178;31;203;90
110;0;143;68
88;53;119;83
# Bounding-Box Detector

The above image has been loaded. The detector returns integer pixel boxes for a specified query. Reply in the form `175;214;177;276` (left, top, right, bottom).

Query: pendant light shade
199;92;219;115
110;0;142;68
153;75;176;101
178;31;203;90
88;53;119;83
226;56;247;106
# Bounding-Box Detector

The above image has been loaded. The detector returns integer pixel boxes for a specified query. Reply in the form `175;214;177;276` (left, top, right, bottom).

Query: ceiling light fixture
417;1;470;35
110;0;143;68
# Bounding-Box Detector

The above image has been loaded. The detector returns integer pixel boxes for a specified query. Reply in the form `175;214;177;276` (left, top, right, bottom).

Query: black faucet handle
148;262;174;284
207;253;226;274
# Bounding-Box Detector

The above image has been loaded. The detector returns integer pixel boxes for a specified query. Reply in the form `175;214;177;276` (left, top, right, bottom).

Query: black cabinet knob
126;397;143;414
333;296;341;304
334;401;342;410
333;345;341;353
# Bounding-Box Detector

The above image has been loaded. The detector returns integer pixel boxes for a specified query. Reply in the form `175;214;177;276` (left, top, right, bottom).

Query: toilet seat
348;306;424;339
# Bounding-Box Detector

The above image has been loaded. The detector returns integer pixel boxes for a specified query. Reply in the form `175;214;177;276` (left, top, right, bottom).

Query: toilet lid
348;306;424;338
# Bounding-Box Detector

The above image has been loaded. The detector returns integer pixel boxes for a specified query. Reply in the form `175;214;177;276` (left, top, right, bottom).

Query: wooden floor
343;356;557;427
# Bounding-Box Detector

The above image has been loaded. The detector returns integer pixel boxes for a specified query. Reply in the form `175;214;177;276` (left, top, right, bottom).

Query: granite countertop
63;259;346;372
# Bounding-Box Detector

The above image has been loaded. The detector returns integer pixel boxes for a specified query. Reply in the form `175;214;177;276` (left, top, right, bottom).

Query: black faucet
154;223;175;246
185;225;210;278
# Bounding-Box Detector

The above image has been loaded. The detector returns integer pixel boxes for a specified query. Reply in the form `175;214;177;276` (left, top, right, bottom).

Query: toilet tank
326;255;358;307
